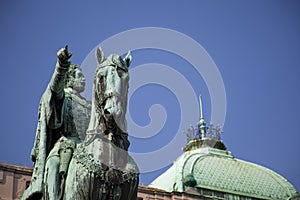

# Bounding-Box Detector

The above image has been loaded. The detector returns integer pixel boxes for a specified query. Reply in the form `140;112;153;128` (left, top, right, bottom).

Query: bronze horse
64;47;139;200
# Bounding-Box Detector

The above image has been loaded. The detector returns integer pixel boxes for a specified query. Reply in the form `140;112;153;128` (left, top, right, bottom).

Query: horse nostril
104;109;110;114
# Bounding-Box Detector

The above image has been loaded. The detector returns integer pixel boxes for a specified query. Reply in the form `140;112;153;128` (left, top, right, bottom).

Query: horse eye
117;66;126;77
117;66;125;72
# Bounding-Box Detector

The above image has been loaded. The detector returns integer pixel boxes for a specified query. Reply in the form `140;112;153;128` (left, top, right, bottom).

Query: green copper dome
149;139;299;200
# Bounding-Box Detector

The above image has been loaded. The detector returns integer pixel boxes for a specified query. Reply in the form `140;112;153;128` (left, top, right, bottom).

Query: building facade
0;163;32;200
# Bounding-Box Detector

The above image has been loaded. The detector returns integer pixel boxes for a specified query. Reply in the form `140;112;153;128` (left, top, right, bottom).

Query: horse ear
96;46;104;64
124;51;132;67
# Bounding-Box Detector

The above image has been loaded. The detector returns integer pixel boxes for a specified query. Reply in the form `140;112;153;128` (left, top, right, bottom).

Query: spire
199;94;203;119
199;94;206;139
182;94;227;152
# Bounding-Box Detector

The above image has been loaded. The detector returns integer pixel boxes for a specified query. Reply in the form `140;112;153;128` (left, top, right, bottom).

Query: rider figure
21;46;91;200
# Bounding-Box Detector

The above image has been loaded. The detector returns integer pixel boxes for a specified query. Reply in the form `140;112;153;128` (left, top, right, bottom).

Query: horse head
88;46;132;137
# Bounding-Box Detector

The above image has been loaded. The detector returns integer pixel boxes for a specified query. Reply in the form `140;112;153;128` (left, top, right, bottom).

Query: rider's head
65;64;86;93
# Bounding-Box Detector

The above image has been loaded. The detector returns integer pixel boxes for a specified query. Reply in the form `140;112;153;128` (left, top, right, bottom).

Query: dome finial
199;94;203;119
199;94;206;138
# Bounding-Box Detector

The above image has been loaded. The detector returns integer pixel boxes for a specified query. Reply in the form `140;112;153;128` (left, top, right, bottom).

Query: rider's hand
57;45;72;65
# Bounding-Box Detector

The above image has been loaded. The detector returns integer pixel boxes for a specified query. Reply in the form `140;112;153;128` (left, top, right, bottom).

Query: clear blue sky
0;0;299;192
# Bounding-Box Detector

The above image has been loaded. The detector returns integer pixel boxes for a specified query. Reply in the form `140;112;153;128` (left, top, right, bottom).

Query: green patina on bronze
21;45;139;200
